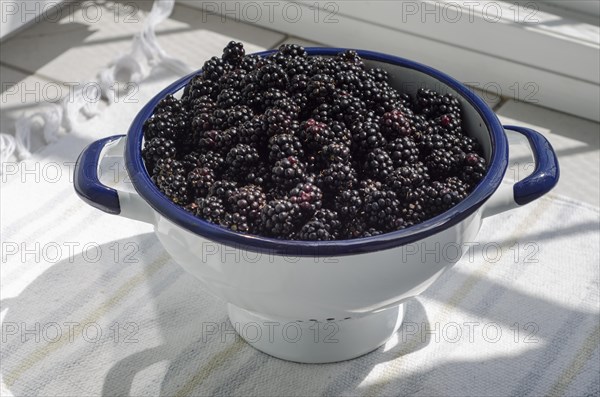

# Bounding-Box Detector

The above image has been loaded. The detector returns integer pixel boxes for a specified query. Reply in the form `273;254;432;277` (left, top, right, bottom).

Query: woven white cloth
1;27;599;397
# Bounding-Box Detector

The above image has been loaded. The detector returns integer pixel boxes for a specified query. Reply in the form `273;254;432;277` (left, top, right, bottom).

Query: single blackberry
188;167;215;197
183;151;225;174
195;196;227;224
226;144;261;178
256;63;288;90
240;83;263;110
202;56;232;82
331;94;367;126
386;165;429;200
271;156;306;190
417;132;461;154
229;184;267;220
416;89;461;119
422;178;469;217
363;188;401;231
218;69;247;91
239;55;261;72
288;182;323;216
245;162;272;187
196;128;239;155
336;50;364;68
334;71;363;96
350;119;387;155
298;119;333;153
321;143;352;164
220;212;250;233
216;88;241;108
334;189;362;217
311;103;335;124
312;208;342;237
305;74;336;105
363;148;394;180
224;105;253;128
222;41;245;65
273;97;301;118
184;76;219;101
279;44;308;58
298;219;333;241
259;199;302;238
316;162;358;192
400;200;427;227
260;88;288;110
209;180;238;201
461;153;487;185
368;83;401;116
263;107;296;136
143;98;188;141
288;73;309;94
329;121;352;147
367;68;389;83
424;148;464;179
268;134;304;162
386;136;420;168
239;116;269;148
142;137;177;171
152;159;190;205
434;113;462;135
282;57;312;78
381;109;413;138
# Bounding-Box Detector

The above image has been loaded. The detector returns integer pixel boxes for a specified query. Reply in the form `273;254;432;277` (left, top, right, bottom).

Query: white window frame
180;0;600;122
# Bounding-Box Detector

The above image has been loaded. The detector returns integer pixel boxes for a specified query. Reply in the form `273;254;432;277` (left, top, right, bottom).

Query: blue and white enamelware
75;48;559;363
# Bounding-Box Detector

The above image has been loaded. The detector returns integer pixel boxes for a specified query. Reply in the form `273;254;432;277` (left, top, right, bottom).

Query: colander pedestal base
227;303;405;363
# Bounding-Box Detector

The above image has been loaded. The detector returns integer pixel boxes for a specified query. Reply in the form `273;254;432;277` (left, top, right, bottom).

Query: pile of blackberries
142;42;487;241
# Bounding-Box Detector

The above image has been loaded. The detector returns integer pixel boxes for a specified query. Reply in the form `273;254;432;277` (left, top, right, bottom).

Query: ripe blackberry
188;167;215;197
218;68;247;91
435;113;462;135
257;63;288;90
271;156;306;190
143;99;188;142
350;119;387;155
386;165;429;200
367;68;389;83
184;76;218;102
216;88;241;108
229;184;267;220
334;189;362;217
152;159;190;205
336;50;364;68
331;94;367;126
197;128;239;155
268;134;304;162
321;143;352;164
288;74;309;94
288;182;323;216
260;88;288;110
209;180;238;201
226;144;260;178
279;44;308;58
424;148;464;179
381;109;413;138
316;162;358;192
195;196;227;224
220;212;250;233
461;153;487;185
259;199;302;238
363;188;401;231
311;103;335;124
298;119;333;152
142;137;177;171
306;74;336;105
183;151;225;174
400;200;427;227
422;177;469;216
245;162;272;187
312;208;342;237
368;83;401;116
222;41;245;65
386;136;420;167
363;148;394;180
202;56;232;82
239;55;261;72
417;89;461;119
329;121;352;147
273;97;301;118
239;116;268;148
263;107;296;136
282;57;312;78
298;220;333;241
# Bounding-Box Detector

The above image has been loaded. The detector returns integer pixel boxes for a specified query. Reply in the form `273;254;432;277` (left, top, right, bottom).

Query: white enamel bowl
75;48;559;363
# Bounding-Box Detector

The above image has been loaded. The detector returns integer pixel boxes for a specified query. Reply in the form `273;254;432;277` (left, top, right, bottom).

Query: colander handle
74;135;154;223
483;125;559;218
